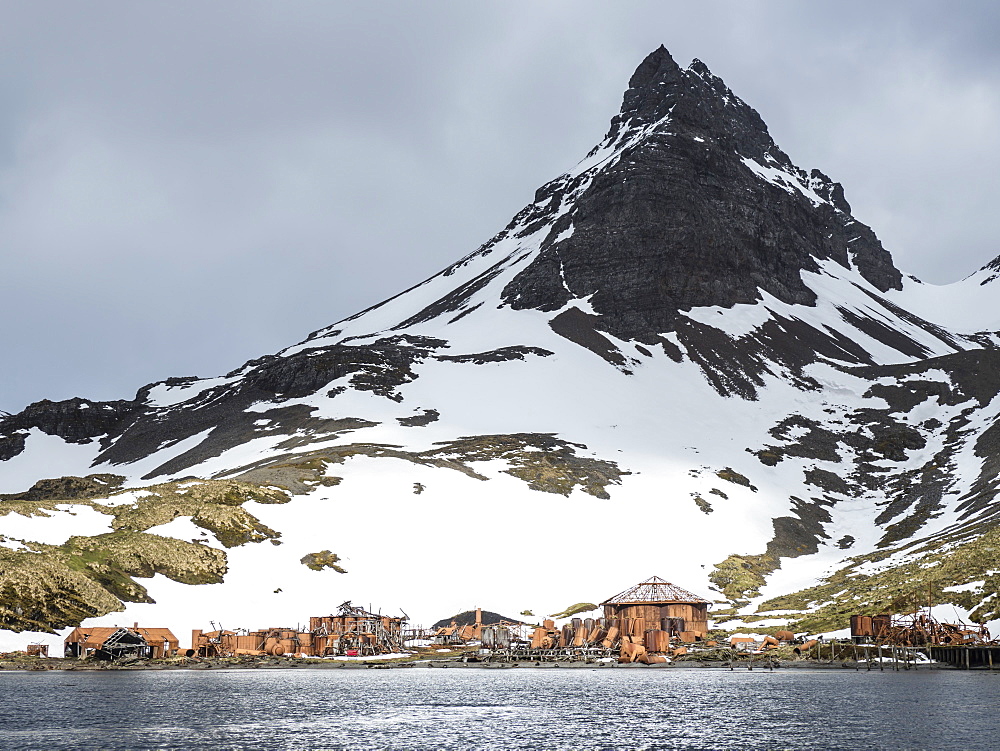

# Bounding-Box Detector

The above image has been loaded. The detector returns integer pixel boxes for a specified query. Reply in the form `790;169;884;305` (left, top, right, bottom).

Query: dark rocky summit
503;46;903;342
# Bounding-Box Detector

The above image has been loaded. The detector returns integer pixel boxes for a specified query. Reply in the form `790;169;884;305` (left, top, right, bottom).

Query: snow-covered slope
3;46;1000;653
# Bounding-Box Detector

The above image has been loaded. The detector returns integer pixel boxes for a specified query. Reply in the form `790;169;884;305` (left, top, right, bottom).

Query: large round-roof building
600;575;710;637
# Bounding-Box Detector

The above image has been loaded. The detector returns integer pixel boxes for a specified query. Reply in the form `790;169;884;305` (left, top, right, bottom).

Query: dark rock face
0;335;445;470
0;398;143;460
434;346;553;365
501;46;902;344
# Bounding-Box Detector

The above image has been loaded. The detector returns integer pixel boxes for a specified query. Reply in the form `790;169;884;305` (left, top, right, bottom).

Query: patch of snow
740;156;828;207
0;503;113;544
0;429;101;494
145;376;241;408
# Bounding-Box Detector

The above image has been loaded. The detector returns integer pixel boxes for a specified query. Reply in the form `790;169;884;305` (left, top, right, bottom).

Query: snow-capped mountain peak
3;47;1000;652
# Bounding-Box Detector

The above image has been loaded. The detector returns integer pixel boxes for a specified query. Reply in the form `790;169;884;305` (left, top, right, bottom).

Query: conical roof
600;575;710;606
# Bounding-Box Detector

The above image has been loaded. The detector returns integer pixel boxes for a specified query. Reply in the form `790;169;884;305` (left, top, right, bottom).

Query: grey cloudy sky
2;1;999;413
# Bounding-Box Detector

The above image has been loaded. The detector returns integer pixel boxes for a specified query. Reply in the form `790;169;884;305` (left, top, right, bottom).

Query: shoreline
0;656;960;672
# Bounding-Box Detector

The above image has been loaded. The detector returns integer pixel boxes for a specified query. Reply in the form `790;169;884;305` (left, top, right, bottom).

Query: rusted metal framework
851;611;991;647
309;601;407;656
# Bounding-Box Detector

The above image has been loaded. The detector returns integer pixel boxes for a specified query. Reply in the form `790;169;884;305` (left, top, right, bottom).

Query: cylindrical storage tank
603;626;620;648
482;627;496;649
584;618;595;633
645;630;671;653
496;628;510;649
531;628;547;649
571;618;582;630
643;631;657;652
793;639;818;655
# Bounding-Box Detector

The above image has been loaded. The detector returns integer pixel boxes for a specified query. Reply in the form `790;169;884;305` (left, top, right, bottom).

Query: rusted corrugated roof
600;575;710;605
64;625;178;646
135;627;179;644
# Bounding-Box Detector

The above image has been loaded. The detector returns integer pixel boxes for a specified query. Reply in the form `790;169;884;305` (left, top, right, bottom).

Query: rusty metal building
600;575;710;637
191;601;408;658
309;601;406;656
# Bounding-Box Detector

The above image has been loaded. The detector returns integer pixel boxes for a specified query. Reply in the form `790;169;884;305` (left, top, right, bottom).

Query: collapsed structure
64;625;179;660
191;601;407;658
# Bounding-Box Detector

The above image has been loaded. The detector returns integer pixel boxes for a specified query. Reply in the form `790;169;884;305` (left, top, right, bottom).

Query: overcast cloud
1;1;999;412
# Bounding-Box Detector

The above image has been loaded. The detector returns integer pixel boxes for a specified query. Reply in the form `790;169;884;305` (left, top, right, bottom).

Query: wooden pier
927;645;1000;669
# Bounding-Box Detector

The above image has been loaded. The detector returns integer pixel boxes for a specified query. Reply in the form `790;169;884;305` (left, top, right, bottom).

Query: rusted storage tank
851;615;874;638
602;626;620;649
531;628;547;649
496;628;511;649
644;630;671;653
482;627;496;649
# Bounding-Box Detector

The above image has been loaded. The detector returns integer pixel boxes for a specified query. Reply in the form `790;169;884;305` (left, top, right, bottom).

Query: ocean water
1;666;998;750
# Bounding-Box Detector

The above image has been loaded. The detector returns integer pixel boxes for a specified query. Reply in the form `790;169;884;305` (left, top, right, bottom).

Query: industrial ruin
41;577;1000;668
64;624;179;660
850;611;991;647
191;601;407;658
475;575;715;663
429;608;518;647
